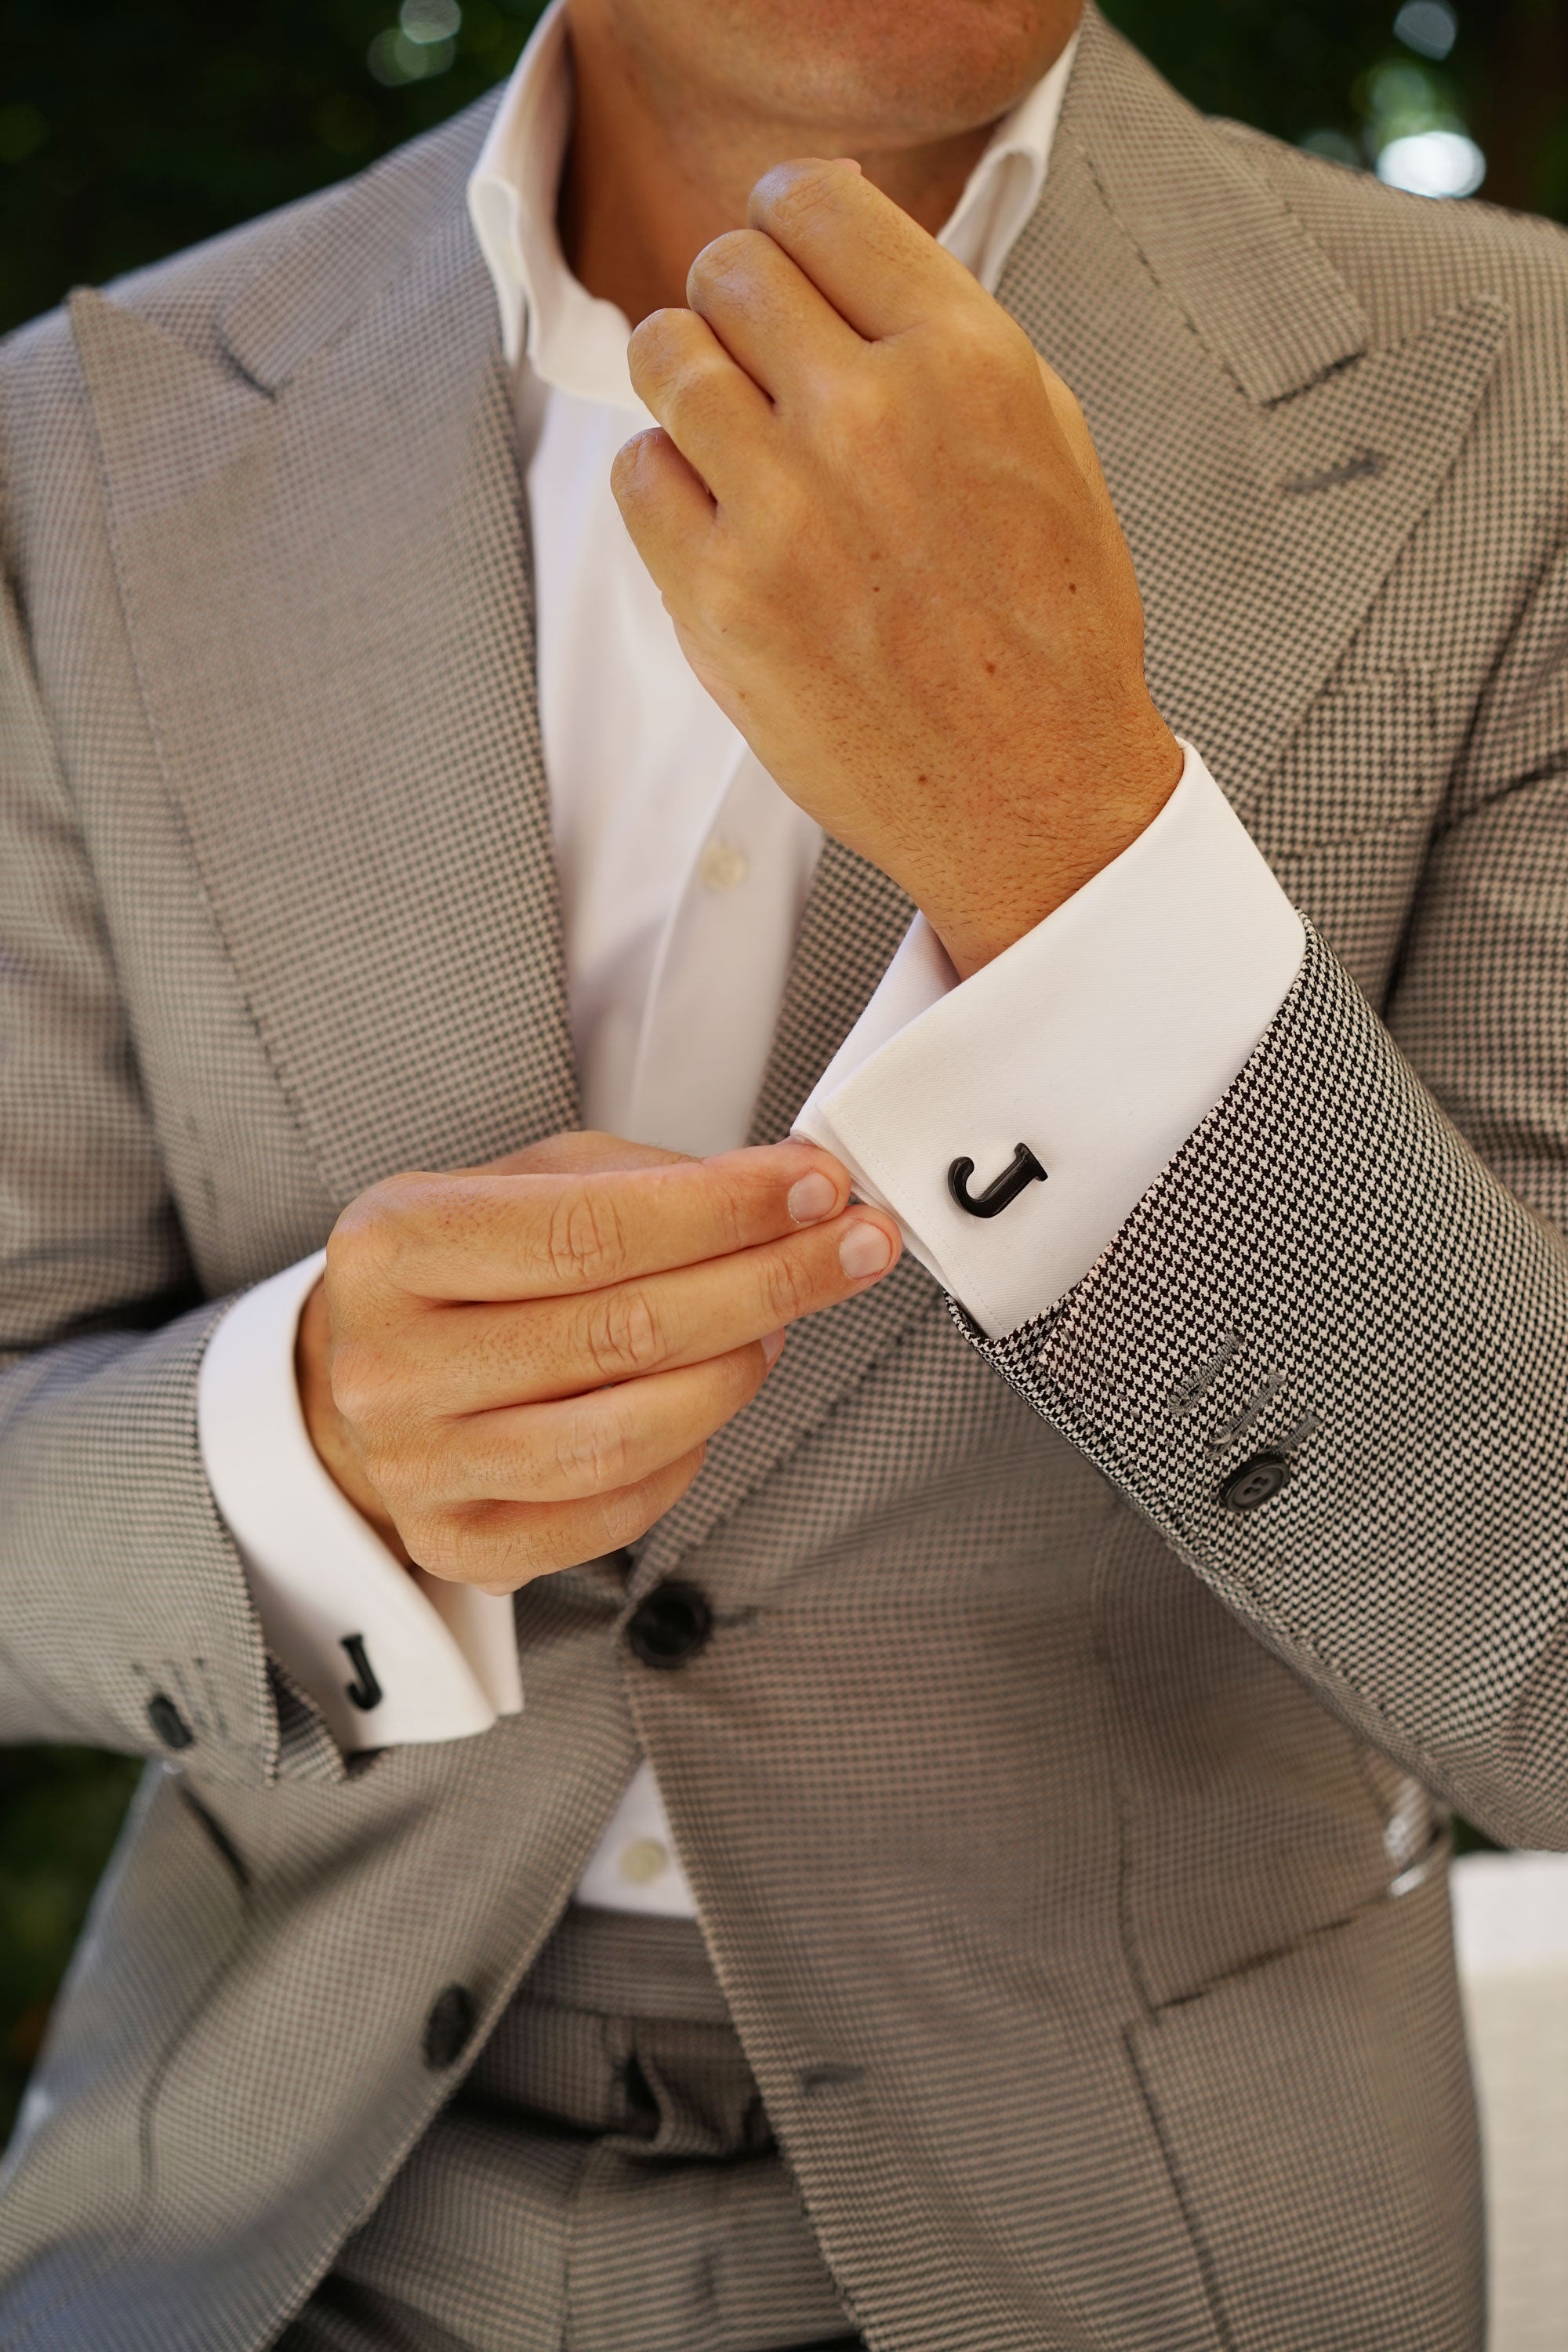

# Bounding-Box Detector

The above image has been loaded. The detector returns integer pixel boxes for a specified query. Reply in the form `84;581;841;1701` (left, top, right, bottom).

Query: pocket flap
1247;662;1441;852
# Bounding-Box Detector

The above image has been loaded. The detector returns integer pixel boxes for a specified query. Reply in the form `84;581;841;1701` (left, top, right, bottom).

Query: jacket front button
626;1580;713;1669
1220;1451;1294;1512
146;1691;194;1750
423;1984;477;2070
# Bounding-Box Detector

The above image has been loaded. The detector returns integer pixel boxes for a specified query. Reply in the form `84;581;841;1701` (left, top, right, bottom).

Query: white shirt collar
467;0;1079;412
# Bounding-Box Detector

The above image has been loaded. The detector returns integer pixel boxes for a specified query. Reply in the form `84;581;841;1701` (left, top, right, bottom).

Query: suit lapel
76;146;577;1214
999;5;1508;822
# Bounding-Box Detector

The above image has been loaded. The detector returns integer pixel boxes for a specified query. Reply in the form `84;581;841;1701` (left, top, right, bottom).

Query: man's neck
558;4;999;325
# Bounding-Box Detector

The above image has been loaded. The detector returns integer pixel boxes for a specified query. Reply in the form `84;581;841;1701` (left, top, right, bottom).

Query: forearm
967;927;1568;1850
0;1300;315;1784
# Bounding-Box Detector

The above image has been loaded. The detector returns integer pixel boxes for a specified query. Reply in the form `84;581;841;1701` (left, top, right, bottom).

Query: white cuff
197;1250;522;1753
795;746;1305;1338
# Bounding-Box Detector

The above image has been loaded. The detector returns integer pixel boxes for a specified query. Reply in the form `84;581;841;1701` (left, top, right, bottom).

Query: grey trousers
277;1907;862;2352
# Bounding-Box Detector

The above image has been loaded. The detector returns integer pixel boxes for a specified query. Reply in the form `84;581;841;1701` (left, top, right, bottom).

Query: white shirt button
699;837;750;893
618;1835;671;1886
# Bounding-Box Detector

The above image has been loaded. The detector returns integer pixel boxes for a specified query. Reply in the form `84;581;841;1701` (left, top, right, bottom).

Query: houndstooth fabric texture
278;1906;860;2352
4;2;1568;2343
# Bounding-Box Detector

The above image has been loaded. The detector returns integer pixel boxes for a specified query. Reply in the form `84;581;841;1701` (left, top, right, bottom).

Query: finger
686;227;864;402
610;426;713;603
433;1342;774;1507
416;1203;902;1410
625;306;774;501
337;1141;854;1306
747;157;980;342
408;1446;710;1592
480;1131;691;1180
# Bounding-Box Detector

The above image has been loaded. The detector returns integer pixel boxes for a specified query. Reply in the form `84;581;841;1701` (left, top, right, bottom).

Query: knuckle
755;158;836;233
945;316;1036;416
581;1284;663;1381
330;1171;448;1300
1043;359;1086;420
370;1167;436;1245
327;1335;394;1431
404;1511;473;1582
833;368;893;441
686;227;764;307
321;1218;363;1294
941;304;1003;366
554;1398;636;1495
325;1192;391;1293
546;1184;627;1290
695;559;752;639
671;351;737;430
702;1168;750;1257
412;1503;543;1588
593;1463;694;1552
760;480;815;560
627;305;687;372
363;1425;437;1512
609;431;654;506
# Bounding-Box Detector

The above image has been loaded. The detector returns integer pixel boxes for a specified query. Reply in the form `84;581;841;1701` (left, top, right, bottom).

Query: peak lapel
1000;6;1508;818
75;191;575;1214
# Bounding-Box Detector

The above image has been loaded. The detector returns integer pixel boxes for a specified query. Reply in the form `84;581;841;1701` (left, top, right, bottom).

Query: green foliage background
0;0;1540;2136
2;0;1566;340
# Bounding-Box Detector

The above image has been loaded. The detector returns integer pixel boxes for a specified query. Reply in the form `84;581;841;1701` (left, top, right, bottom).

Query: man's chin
610;0;1082;149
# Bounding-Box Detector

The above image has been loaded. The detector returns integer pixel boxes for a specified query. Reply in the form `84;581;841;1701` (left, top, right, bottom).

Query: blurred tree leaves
0;0;549;335
1104;0;1568;216
0;1750;142;2130
2;3;1565;337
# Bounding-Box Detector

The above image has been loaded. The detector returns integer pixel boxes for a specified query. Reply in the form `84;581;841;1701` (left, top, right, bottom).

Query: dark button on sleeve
147;1691;195;1750
1219;1452;1294;1512
423;1984;477;2070
626;1580;713;1669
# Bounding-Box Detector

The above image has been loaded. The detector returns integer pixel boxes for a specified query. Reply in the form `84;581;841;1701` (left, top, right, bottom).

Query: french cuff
197;1250;523;1754
794;745;1305;1340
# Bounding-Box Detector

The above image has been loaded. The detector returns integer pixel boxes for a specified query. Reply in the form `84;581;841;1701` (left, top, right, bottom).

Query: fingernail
788;1171;839;1225
839;1222;893;1279
761;1328;786;1365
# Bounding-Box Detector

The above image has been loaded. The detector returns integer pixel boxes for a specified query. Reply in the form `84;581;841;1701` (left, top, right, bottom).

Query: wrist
930;718;1184;978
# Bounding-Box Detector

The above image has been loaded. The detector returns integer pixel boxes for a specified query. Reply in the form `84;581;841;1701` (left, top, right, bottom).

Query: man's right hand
295;1131;902;1592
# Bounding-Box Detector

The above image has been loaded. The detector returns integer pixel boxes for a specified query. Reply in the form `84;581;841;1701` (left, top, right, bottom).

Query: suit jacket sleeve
0;559;339;1787
964;535;1568;1855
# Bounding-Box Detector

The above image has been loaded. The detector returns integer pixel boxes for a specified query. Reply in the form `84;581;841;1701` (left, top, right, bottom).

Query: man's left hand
612;158;1183;980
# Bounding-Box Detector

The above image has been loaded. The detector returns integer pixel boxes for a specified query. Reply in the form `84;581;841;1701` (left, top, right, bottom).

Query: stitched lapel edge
997;13;1509;815
74;206;579;1211
1062;6;1368;405
216;93;502;394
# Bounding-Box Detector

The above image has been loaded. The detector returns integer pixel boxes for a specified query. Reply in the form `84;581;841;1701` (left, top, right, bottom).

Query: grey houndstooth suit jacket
4;8;1568;2347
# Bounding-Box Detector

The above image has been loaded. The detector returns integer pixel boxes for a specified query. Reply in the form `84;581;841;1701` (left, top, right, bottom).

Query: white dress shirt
198;0;1305;1918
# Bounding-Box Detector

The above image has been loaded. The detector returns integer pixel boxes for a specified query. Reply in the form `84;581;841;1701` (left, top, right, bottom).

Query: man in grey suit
3;0;1568;2343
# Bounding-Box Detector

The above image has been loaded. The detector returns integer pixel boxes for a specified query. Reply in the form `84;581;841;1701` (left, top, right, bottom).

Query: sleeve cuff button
1219;1452;1294;1512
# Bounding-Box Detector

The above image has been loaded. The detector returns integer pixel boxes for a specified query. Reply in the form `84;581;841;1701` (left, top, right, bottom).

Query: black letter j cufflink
947;1142;1047;1219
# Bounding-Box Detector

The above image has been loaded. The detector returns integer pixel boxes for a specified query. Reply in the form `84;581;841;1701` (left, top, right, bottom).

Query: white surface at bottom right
1452;1851;1568;2351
